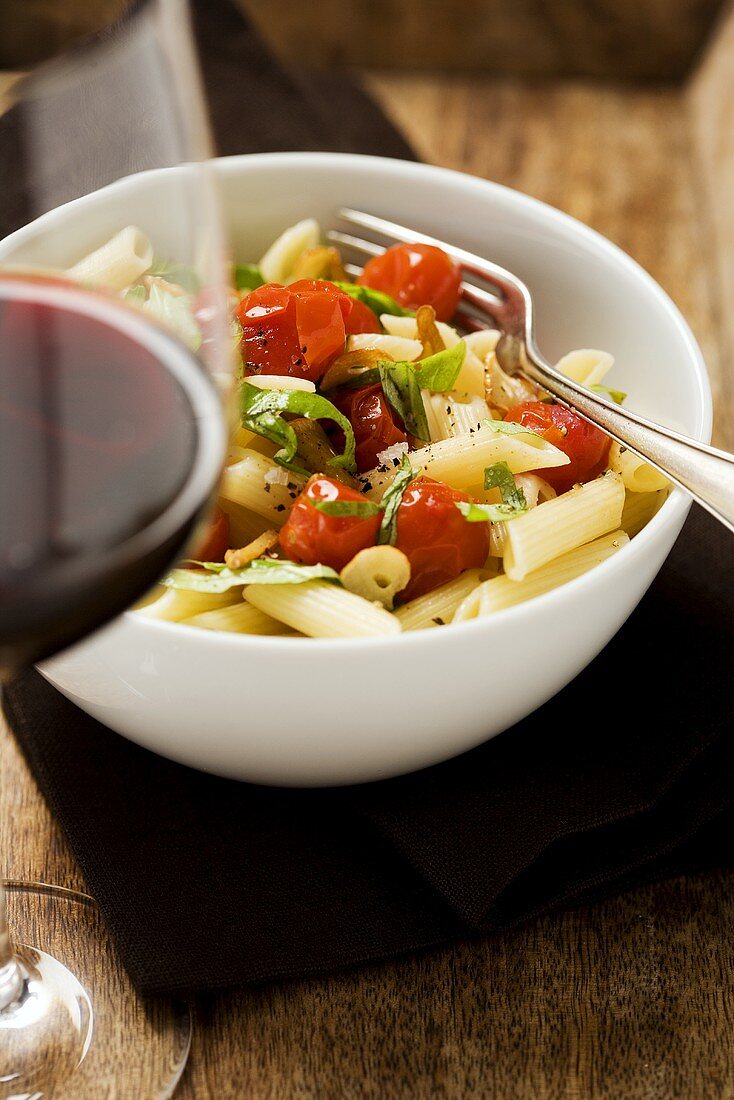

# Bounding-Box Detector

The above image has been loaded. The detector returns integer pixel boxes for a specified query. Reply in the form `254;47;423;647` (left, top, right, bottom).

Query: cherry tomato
191;505;230;563
357;243;462;322
394;477;489;601
279;475;381;572
343;297;381;335
333;383;411;473
235;281;342;382
503;401;611;493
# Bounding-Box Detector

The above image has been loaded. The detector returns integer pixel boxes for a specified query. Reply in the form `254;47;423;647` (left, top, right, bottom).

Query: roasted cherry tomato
343;296;381;335
503;401;611;494
333;383;411;473
236;280;345;382
279;475;381;572
236;280;379;381
357;243;461;321
394;477;489;601
191;505;230;563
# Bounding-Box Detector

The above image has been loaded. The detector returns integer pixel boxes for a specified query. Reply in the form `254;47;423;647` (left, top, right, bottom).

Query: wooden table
2;12;734;1093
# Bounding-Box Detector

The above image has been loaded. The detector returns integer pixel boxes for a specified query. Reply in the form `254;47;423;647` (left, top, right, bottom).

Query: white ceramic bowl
0;153;711;785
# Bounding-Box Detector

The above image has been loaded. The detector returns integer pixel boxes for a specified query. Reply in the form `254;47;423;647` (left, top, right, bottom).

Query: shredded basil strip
240;382;357;476
313;500;382;518
333;281;412;318
591;383;627;405
379;361;431;441
484;461;527;510
164;559;341;593
147;258;201;293
455;500;527;524
414;341;466;392
234;263;265;292
377;454;417;545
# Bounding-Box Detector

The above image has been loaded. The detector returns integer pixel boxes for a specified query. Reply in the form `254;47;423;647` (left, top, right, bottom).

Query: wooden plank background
2;1;734;1095
0;0;727;79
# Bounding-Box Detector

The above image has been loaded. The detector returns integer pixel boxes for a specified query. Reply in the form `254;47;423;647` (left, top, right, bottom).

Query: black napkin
3;0;733;996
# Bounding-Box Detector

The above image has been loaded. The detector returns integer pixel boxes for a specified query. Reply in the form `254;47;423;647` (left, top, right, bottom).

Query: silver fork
330;209;734;535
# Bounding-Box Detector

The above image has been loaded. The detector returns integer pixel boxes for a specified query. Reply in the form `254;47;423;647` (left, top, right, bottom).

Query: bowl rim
2;151;711;655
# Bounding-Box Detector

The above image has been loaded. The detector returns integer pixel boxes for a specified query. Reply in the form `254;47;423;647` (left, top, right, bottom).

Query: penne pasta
503;471;625;581
218;499;278;546
556;348;614;387
219;447;305;525
620;487;668;537
244;581;401;638
66;226;153;290
259;217;320;282
363;422;570;499
347;332;422;362
453;530;630;619
423;391;492;441
137;587;241;622
608;442;670;493
395;568;494;631
183;601;292;635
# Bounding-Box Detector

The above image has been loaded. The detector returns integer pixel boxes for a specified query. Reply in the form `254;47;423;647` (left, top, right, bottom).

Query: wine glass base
0;882;191;1099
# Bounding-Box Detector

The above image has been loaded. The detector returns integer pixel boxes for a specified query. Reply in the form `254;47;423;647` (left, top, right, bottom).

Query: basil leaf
379;362;430;442
378;454;418;545
455;500;527;523
482;417;540;436
240;383;357;476
164;559;340;593
591;383;627;405
147;258;200;293
333;281;412;318
414;341;466;392
484;461;527;510
234;263;265;292
143;284;201;351
313;500;382;518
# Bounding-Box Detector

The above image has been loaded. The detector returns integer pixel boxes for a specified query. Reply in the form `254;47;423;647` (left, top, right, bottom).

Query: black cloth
2;0;733;996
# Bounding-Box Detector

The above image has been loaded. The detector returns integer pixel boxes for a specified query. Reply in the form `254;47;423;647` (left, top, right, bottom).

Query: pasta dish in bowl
0;153;710;784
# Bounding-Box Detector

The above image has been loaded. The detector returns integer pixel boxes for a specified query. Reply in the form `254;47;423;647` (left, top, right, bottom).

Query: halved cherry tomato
357;243;462;321
394;477;489;601
191;505;230;563
503;401;611;494
236;280;378;381
279;475;381;572
333;383;411;473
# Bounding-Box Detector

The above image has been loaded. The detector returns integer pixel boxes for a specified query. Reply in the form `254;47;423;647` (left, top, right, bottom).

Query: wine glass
0;1;230;1094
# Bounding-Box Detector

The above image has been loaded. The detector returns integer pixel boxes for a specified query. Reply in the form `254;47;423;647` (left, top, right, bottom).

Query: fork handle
522;355;734;534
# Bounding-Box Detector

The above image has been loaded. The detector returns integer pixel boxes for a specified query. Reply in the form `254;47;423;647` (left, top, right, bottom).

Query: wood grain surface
2;5;734;1095
238;0;725;81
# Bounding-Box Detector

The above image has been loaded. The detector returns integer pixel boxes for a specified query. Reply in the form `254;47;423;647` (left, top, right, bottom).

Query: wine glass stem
0;881;25;1009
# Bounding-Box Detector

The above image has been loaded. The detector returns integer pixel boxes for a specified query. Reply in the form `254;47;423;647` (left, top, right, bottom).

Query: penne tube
453;530;630;619
464;328;501;361
395;568;494;631
363;422;569;499
244;581;401;638
347;333;422;362
620;487;668;537
66;226;153;290
503;471;625;581
556;348;614;387
219;447;304;525
423;392;492;441
259;218;320;282
217;499;276;546
608;442;670;493
136;587;241;622
245;375;316;393
183;602;292;635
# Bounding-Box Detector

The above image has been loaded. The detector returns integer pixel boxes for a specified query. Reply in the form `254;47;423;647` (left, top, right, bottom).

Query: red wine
0;275;225;675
